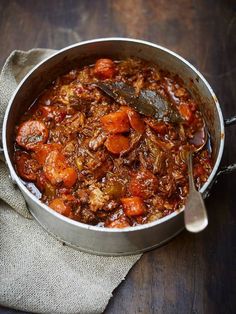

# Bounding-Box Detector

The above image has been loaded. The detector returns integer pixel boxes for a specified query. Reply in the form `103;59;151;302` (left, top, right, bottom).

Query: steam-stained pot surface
13;57;213;228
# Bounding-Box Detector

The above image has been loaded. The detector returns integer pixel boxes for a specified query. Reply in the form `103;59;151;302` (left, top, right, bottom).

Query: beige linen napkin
0;49;141;314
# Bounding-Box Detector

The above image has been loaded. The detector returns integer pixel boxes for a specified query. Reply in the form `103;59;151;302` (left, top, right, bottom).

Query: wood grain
0;1;235;313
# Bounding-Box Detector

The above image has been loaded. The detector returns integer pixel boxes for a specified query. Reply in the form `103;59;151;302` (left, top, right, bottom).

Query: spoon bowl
184;150;208;232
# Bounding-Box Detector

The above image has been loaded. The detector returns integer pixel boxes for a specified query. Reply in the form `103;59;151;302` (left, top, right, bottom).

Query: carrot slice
129;169;158;199
49;195;76;217
16;120;49;150
43;150;77;188
101;111;130;133
120;106;145;133
35;171;48;192
15;151;40;181
121;197;146;217
94;58;116;79
127;110;145;133
62;167;78;188
104;134;130;154
34;143;63;165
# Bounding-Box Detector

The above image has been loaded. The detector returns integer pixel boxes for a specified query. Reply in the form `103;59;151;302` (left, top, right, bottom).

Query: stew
13;58;213;228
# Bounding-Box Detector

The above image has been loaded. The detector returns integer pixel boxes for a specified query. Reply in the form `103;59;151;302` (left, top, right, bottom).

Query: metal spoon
184;128;208;233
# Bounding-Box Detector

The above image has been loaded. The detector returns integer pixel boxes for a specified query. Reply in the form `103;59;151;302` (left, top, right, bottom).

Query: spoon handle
184;152;208;232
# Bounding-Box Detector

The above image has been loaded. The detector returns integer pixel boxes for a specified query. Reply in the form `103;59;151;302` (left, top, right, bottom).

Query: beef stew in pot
13;58;213;228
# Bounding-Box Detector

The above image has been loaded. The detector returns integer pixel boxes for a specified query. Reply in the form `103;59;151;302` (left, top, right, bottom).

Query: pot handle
203;115;236;197
215;115;236;177
0;113;5;161
215;115;236;176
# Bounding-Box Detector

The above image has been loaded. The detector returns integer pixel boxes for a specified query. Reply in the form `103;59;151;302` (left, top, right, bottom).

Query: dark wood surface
0;1;235;313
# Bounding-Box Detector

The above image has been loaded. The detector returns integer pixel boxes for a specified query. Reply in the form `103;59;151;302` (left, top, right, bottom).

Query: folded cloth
0;49;141;314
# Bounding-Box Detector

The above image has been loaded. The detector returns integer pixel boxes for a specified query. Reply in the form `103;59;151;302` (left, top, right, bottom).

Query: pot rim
2;37;225;233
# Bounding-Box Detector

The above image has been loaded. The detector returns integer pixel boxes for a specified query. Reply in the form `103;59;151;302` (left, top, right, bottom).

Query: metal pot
1;38;235;255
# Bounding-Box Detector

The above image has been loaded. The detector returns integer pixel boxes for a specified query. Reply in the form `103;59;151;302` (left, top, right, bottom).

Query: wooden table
0;1;235;313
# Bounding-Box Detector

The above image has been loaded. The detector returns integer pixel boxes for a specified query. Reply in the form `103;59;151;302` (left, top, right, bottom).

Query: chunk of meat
144;118;168;135
93;159;113;180
39;105;66;123
121;197;146;217
158;175;176;197
62;140;77;157
101;111;130;133
16;120;49;150
105;134;130;154
147;212;163;222
89;132;106;150
146;126;174;151
54;84;75;105
129;169;158;199
77;189;89;204
80;208;97;225
153;150;166;174
43;150;77;188
73;82;98;107
103;200;119;212
15;151;40;181
106;217;130;228
89;187;109;212
63;112;85;132
94;58;116;79
120;131;142;156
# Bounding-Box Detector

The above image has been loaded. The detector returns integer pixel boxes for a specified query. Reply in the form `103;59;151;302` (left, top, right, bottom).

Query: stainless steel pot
1;38;235;255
